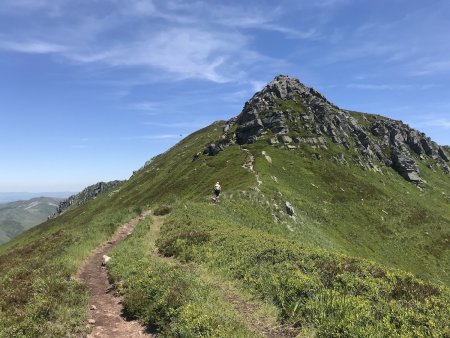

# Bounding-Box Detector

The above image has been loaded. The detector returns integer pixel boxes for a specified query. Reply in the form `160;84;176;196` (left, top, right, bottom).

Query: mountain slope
0;197;62;244
0;76;449;337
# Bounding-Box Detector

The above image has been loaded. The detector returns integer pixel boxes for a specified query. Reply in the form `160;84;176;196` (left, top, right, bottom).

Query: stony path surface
241;147;263;186
77;211;153;338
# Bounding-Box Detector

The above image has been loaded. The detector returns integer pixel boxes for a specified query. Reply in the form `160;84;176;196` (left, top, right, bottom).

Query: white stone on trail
102;255;111;266
261;151;272;164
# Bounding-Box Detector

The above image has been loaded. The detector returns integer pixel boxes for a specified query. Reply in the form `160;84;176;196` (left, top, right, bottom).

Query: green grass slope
0;197;62;245
0;118;449;336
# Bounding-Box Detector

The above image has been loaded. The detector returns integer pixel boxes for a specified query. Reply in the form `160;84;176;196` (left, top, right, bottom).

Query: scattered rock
285;201;295;216
88;319;96;325
268;137;279;145
262;151;272;163
90;305;97;310
203;143;221;156
278;134;293;144
102;255;111;266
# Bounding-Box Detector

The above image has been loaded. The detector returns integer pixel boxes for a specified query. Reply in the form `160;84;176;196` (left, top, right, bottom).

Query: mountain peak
202;75;449;185
253;74;323;101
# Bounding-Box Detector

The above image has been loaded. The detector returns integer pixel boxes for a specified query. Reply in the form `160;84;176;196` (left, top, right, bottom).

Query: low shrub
153;205;172;216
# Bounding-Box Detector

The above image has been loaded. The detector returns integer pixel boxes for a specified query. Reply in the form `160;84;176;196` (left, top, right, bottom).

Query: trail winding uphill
77;211;152;338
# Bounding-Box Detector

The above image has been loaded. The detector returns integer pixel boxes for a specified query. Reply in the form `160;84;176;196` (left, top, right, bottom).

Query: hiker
213;181;221;203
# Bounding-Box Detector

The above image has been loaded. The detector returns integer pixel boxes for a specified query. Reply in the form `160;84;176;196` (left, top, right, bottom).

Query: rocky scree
201;75;449;185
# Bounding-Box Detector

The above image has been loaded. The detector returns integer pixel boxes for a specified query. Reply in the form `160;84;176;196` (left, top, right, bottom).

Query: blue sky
1;0;450;192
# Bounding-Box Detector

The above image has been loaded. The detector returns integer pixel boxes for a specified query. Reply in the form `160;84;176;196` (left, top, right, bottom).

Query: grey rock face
201;75;449;184
438;147;449;162
54;180;124;216
236;118;264;144
392;151;423;183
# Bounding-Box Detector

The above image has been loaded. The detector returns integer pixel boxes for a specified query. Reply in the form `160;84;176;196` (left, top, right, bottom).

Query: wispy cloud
120;134;182;141
128;102;158;111
422;118;450;129
0;1;318;84
215;10;317;39
346;83;438;90
409;59;450;76
143;121;205;128
141;134;181;140
0;39;67;54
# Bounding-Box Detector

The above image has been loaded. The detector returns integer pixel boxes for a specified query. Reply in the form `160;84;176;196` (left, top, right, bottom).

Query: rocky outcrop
202;75;449;185
392;150;422;183
53;180;124;216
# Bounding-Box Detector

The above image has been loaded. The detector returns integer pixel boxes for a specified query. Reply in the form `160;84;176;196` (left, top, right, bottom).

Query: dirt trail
78;211;152;338
204;275;297;338
241;147;263;186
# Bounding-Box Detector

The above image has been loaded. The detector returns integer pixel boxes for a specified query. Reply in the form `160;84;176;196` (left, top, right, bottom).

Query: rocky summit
203;75;449;184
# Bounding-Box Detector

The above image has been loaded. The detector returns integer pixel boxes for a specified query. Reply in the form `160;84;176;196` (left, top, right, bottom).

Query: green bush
133;206;143;215
153;205;173;216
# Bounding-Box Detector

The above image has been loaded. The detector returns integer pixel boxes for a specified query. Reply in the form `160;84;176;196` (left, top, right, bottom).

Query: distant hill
0;197;63;244
0;192;73;204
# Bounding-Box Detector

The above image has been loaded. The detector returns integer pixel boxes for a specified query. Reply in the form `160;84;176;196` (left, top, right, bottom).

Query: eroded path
78;211;152;338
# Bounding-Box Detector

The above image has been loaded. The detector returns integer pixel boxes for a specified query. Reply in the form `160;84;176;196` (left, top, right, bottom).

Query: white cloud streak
0;1;315;84
346;83;438;90
0;40;67;54
143;121;205;128
423;119;450;129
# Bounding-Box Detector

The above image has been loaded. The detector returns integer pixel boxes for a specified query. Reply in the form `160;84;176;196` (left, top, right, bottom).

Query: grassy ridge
157;201;450;337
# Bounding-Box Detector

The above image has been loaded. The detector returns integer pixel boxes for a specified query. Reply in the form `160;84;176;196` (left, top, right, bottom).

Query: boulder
285;201;295;216
269;137;279;145
203;143;221;156
278;134;293;144
392;151;422;184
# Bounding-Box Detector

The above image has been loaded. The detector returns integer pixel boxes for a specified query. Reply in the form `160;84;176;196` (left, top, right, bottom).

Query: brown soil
77;211;153;338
